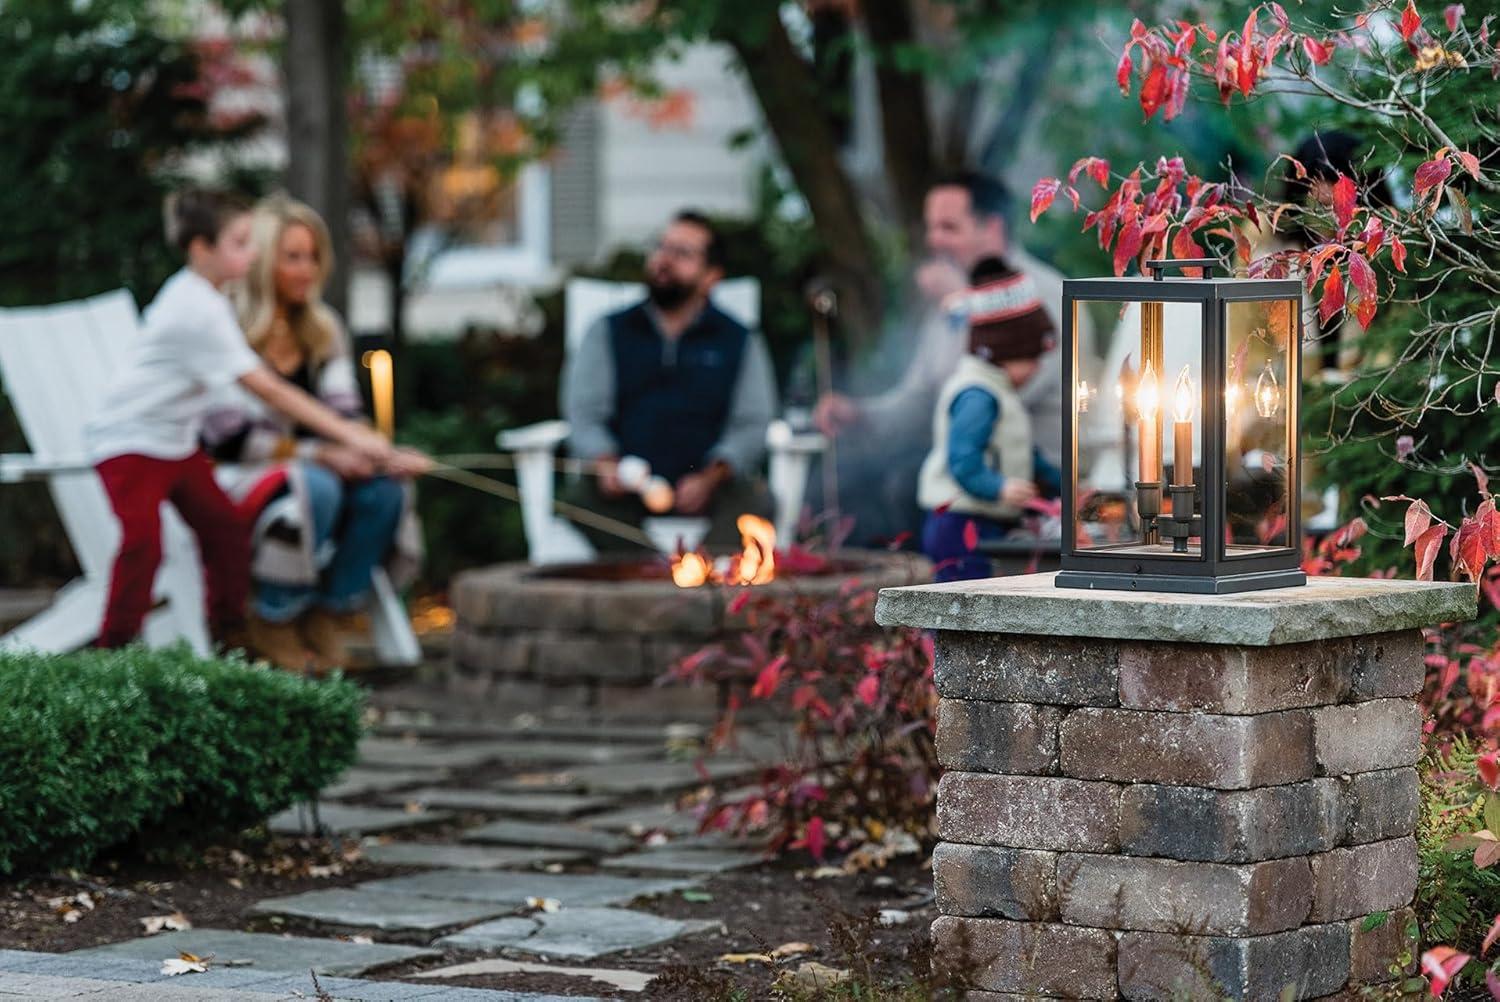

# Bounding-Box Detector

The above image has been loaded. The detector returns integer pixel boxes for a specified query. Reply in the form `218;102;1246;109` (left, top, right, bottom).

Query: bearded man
560;210;776;550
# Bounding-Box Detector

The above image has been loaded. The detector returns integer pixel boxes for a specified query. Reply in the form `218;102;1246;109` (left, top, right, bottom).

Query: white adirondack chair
498;277;824;563
0;289;421;666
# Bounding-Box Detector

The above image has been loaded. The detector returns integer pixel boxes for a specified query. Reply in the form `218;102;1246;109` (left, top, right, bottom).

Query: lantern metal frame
1056;259;1306;595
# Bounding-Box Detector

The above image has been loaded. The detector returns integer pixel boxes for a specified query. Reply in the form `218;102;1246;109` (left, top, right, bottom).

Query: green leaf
1360;911;1388;932
1485;792;1500;836
681;889;714;902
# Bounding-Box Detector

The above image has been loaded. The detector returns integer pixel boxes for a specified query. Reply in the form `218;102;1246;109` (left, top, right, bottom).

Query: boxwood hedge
0;645;363;874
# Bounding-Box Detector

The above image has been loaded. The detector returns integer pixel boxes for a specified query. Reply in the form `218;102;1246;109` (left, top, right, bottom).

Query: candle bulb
1172;365;1194;488
1137;361;1161;483
366;348;395;439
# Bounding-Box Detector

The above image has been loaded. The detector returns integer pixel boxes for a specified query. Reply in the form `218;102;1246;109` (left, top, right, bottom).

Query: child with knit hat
918;256;1062;582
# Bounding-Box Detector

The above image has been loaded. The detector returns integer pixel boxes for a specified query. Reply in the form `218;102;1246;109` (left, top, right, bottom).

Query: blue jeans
255;463;404;622
921;510;1013;583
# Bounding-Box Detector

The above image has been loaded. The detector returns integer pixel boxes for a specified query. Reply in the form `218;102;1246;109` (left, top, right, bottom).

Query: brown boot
247;614;316;673
299;608;355;670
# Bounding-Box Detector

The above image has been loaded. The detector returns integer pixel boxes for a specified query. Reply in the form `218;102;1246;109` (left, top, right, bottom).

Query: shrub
672;564;938;860
0;646;363;875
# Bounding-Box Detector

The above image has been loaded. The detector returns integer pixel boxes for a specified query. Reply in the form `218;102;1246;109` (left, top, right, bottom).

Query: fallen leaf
877;909;913;926
226;878;244;890
60;910;81;924
525;896;561;913
719;951;773;964
770;942;814;958
776;962;851;991
140;913;192;935
681;889;714;903
161;953;209;976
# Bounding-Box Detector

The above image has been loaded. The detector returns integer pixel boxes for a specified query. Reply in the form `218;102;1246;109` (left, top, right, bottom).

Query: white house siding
592;43;768;256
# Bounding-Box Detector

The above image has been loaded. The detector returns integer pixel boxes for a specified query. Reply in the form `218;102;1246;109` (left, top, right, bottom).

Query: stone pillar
875;573;1475;1001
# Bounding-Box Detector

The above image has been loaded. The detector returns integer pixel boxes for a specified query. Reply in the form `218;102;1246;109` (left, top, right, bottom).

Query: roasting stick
422;462;656;548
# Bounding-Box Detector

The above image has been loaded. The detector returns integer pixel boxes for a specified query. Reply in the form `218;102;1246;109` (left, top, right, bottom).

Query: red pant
96;452;250;647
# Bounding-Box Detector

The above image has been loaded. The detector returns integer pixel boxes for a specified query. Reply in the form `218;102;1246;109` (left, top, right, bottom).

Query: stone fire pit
450;551;929;718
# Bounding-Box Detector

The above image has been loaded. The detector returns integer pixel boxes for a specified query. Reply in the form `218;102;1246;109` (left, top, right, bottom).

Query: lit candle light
1255;361;1282;418
1172;365;1194;488
365;348;395;439
1137;361;1161;483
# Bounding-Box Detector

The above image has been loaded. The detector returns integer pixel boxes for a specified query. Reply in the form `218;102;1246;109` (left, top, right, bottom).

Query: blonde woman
204;195;429;670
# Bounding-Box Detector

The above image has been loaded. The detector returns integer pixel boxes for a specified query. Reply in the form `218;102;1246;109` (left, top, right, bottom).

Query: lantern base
1055;567;1307;595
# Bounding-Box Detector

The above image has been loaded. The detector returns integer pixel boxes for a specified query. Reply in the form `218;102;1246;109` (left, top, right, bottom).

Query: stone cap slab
875;572;1475;646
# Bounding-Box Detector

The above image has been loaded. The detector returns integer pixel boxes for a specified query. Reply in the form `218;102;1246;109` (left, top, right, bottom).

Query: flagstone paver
492;759;757;796
361;842;581;870
414;958;656;993
578;802;700;836
358;870;696;908
465;791;624;819
381;788;610;814
435;906;716;959
322;767;450;800
267;803;452;836
250;888;510;931
600;846;763;875
67;929;439;977
357;738;661;771
462;820;634;854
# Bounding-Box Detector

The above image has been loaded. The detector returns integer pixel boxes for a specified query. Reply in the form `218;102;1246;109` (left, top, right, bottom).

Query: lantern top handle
1145;258;1217;281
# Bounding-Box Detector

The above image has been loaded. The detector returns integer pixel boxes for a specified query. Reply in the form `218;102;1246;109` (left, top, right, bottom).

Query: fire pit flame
671;551;713;588
671;514;777;588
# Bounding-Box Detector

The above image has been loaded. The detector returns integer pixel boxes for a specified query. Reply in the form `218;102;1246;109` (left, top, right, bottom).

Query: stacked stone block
449;554;925;715
928;629;1425;1000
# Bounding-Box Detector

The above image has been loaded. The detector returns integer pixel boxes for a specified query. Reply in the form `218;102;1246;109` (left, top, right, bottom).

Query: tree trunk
719;14;884;348
282;0;351;316
863;0;936;250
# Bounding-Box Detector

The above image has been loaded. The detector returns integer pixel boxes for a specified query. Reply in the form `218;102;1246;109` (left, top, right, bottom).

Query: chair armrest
766;420;826;455
497;419;570;452
0;454;93;484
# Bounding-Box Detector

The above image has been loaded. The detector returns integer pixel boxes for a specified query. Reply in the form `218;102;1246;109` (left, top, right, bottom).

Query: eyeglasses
650;240;706;262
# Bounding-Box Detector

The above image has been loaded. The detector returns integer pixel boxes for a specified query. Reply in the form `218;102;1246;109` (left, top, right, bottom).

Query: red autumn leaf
1139;62;1170;118
1332;173;1358;233
750;654;787;700
855;673;879;707
1405;498;1433;546
1452;521;1488;580
1171;227;1206;270
1270;2;1290;29
1416;523;1448;581
803;816;826;861
1030;177;1062;222
1116;47;1134;92
1068;156;1111;188
1483;911;1500;955
1347;251;1378;329
1480;752;1500;792
962;519;979;552
1421;946;1470;995
1400;0;1422;41
1391;235;1408;273
1415;155;1453;199
1302;36;1334;65
1064;185;1081;211
1458;150;1482;179
1446;4;1465;32
1318;263;1345;325
1277;153;1308;180
1113;217;1145;275
1477;464;1493;499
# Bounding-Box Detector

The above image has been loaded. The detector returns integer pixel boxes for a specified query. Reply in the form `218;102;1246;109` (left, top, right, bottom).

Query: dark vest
607;302;748;483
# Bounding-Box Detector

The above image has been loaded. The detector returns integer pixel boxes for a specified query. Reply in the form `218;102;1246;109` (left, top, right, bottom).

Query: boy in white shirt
86;189;393;650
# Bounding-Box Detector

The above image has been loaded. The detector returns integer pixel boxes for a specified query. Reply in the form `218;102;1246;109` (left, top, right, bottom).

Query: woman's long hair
232;194;342;367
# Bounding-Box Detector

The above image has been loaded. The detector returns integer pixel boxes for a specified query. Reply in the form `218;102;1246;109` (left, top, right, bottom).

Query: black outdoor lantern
1057;258;1306;594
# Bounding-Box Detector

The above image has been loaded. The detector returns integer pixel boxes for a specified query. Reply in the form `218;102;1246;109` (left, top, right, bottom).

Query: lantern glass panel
1222;297;1296;556
1073;299;1204;558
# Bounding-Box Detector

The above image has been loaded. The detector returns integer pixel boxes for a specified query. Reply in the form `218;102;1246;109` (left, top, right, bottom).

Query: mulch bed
0;835;939;999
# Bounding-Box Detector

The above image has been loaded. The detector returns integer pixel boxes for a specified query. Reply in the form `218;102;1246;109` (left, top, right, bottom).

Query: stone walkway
0;709;771;999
